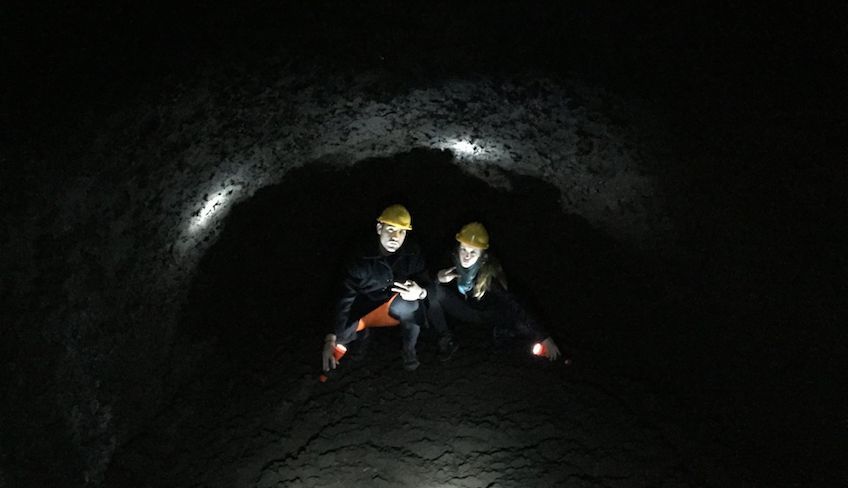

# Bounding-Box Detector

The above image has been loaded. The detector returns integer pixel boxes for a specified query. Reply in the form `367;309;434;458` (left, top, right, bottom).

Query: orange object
332;344;348;361
321;296;401;383
355;294;400;331
532;342;546;356
319;344;349;383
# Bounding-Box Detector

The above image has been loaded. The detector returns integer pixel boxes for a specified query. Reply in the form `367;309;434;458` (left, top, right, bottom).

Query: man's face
458;244;484;268
377;223;407;253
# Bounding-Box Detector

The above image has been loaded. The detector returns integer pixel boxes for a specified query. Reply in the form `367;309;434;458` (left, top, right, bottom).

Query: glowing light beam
188;184;242;234
451;139;478;156
438;137;506;162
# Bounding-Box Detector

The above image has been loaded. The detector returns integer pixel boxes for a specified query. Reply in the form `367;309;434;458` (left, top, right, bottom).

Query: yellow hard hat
455;222;489;249
376;204;413;230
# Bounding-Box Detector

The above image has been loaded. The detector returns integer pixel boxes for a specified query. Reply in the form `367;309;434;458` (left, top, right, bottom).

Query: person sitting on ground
427;222;561;361
322;204;440;372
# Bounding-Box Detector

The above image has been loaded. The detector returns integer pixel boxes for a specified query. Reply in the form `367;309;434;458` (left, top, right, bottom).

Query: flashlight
532;342;573;366
332;344;348;361
532;342;546;356
319;344;348;383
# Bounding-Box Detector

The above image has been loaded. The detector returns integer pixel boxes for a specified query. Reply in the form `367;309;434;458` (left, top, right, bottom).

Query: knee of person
391;297;419;317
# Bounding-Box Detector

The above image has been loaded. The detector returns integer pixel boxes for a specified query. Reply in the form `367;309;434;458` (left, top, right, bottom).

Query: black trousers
427;283;546;344
337;297;421;351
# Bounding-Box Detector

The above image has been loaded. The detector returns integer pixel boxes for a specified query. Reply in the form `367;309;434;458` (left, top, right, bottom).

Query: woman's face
458;244;484;268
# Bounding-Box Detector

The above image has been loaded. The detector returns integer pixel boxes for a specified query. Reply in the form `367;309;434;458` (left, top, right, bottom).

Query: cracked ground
105;331;705;488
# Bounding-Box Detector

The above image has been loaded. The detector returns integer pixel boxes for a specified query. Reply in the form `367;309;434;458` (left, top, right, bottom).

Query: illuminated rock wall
5;2;843;485
2;68;671;485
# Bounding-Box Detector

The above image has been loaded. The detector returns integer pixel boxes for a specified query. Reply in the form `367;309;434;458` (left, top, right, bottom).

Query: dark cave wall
3;2;844;486
1;68;672;485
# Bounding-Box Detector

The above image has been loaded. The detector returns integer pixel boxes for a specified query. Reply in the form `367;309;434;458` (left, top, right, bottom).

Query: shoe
437;336;459;362
402;347;420;371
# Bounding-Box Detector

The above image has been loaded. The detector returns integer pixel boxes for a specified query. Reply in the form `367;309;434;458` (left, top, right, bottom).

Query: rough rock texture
106;336;744;488
95;153;739;487
2;68;673;486
3;3;844;487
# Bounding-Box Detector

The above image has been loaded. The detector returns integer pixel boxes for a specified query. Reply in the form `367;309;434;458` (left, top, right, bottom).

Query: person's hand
322;334;338;371
437;267;459;283
541;337;561;361
391;280;426;301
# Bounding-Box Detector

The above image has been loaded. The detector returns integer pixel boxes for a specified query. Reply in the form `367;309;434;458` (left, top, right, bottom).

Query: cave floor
106;334;714;488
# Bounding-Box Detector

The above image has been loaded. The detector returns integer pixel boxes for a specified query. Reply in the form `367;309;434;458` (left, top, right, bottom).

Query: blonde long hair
472;255;508;299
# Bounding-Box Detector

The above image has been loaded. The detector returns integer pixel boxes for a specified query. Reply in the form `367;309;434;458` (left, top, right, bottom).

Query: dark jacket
444;252;549;342
333;236;430;336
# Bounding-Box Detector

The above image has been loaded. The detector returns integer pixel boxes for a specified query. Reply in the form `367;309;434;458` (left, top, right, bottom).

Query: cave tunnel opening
4;1;845;485
105;148;671;487
181;148;642;362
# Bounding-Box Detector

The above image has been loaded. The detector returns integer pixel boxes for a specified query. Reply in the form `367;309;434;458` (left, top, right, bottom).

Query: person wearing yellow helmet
428;222;562;362
322;204;430;372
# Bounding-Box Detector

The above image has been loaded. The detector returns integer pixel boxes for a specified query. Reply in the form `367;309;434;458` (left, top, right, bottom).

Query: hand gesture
391;280;426;301
541;337;561;361
322;335;339;371
437;266;459;283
